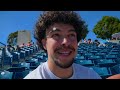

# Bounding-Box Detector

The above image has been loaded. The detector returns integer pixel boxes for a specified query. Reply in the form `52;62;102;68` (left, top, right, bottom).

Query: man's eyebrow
51;29;76;33
68;29;76;32
47;28;76;35
52;29;61;32
48;29;61;34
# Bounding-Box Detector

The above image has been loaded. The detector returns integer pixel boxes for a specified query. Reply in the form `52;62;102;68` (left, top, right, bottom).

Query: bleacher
0;43;47;79
75;42;120;79
0;42;120;79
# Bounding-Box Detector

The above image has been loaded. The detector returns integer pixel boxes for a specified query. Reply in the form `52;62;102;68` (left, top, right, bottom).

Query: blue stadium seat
0;70;13;79
105;55;117;60
75;55;85;60
95;59;117;67
6;67;29;79
12;70;29;79
12;62;30;70
78;60;94;67
7;67;26;72
110;64;120;75
4;56;13;66
89;66;112;79
25;58;40;70
20;62;30;70
88;55;101;62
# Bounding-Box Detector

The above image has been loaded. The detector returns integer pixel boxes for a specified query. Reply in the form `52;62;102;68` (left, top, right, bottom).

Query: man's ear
42;39;47;50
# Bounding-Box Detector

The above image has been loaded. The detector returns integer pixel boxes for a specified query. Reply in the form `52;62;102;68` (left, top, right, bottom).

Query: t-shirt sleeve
88;69;102;79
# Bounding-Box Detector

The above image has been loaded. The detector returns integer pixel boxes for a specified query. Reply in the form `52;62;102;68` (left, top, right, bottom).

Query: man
24;11;101;79
107;74;120;79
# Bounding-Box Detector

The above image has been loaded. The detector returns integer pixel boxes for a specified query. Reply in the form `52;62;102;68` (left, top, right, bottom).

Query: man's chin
54;59;74;69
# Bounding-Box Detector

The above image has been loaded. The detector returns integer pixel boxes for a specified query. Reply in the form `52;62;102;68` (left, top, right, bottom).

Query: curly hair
34;11;86;52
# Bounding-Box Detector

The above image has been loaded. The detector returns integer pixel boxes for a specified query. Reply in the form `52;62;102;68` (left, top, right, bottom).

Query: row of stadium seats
0;42;120;79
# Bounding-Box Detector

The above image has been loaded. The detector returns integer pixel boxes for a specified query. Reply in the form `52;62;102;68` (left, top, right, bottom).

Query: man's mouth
55;46;75;57
57;51;72;56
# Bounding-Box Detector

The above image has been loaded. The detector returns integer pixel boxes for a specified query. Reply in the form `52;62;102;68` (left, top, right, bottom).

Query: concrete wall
17;30;31;46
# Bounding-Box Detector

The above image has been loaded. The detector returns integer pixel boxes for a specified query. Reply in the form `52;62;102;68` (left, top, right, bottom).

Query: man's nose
61;37;71;46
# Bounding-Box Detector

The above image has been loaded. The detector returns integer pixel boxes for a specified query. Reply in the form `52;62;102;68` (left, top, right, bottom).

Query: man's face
42;23;78;68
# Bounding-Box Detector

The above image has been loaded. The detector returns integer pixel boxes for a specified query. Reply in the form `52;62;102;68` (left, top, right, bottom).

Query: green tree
7;31;18;45
93;16;120;40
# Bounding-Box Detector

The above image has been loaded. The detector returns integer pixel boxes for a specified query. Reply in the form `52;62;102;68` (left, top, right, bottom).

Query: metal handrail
0;42;6;46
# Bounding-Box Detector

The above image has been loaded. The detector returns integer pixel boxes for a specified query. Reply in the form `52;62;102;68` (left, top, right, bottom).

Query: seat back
0;70;13;79
110;64;120;75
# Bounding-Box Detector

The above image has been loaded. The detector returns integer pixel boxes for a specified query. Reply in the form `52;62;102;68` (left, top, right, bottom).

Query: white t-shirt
24;62;102;79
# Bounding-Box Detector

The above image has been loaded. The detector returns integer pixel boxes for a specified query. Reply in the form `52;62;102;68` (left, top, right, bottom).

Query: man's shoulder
73;63;102;79
24;62;47;79
73;63;89;69
73;63;97;74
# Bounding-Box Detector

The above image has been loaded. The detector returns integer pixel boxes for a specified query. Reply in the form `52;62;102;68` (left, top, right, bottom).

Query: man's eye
69;34;76;37
68;34;77;40
52;34;60;38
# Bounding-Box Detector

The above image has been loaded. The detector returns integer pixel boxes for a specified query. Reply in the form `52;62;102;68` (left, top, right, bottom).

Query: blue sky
0;11;120;45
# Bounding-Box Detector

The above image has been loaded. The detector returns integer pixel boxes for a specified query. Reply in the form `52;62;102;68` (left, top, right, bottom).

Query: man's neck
47;60;73;79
